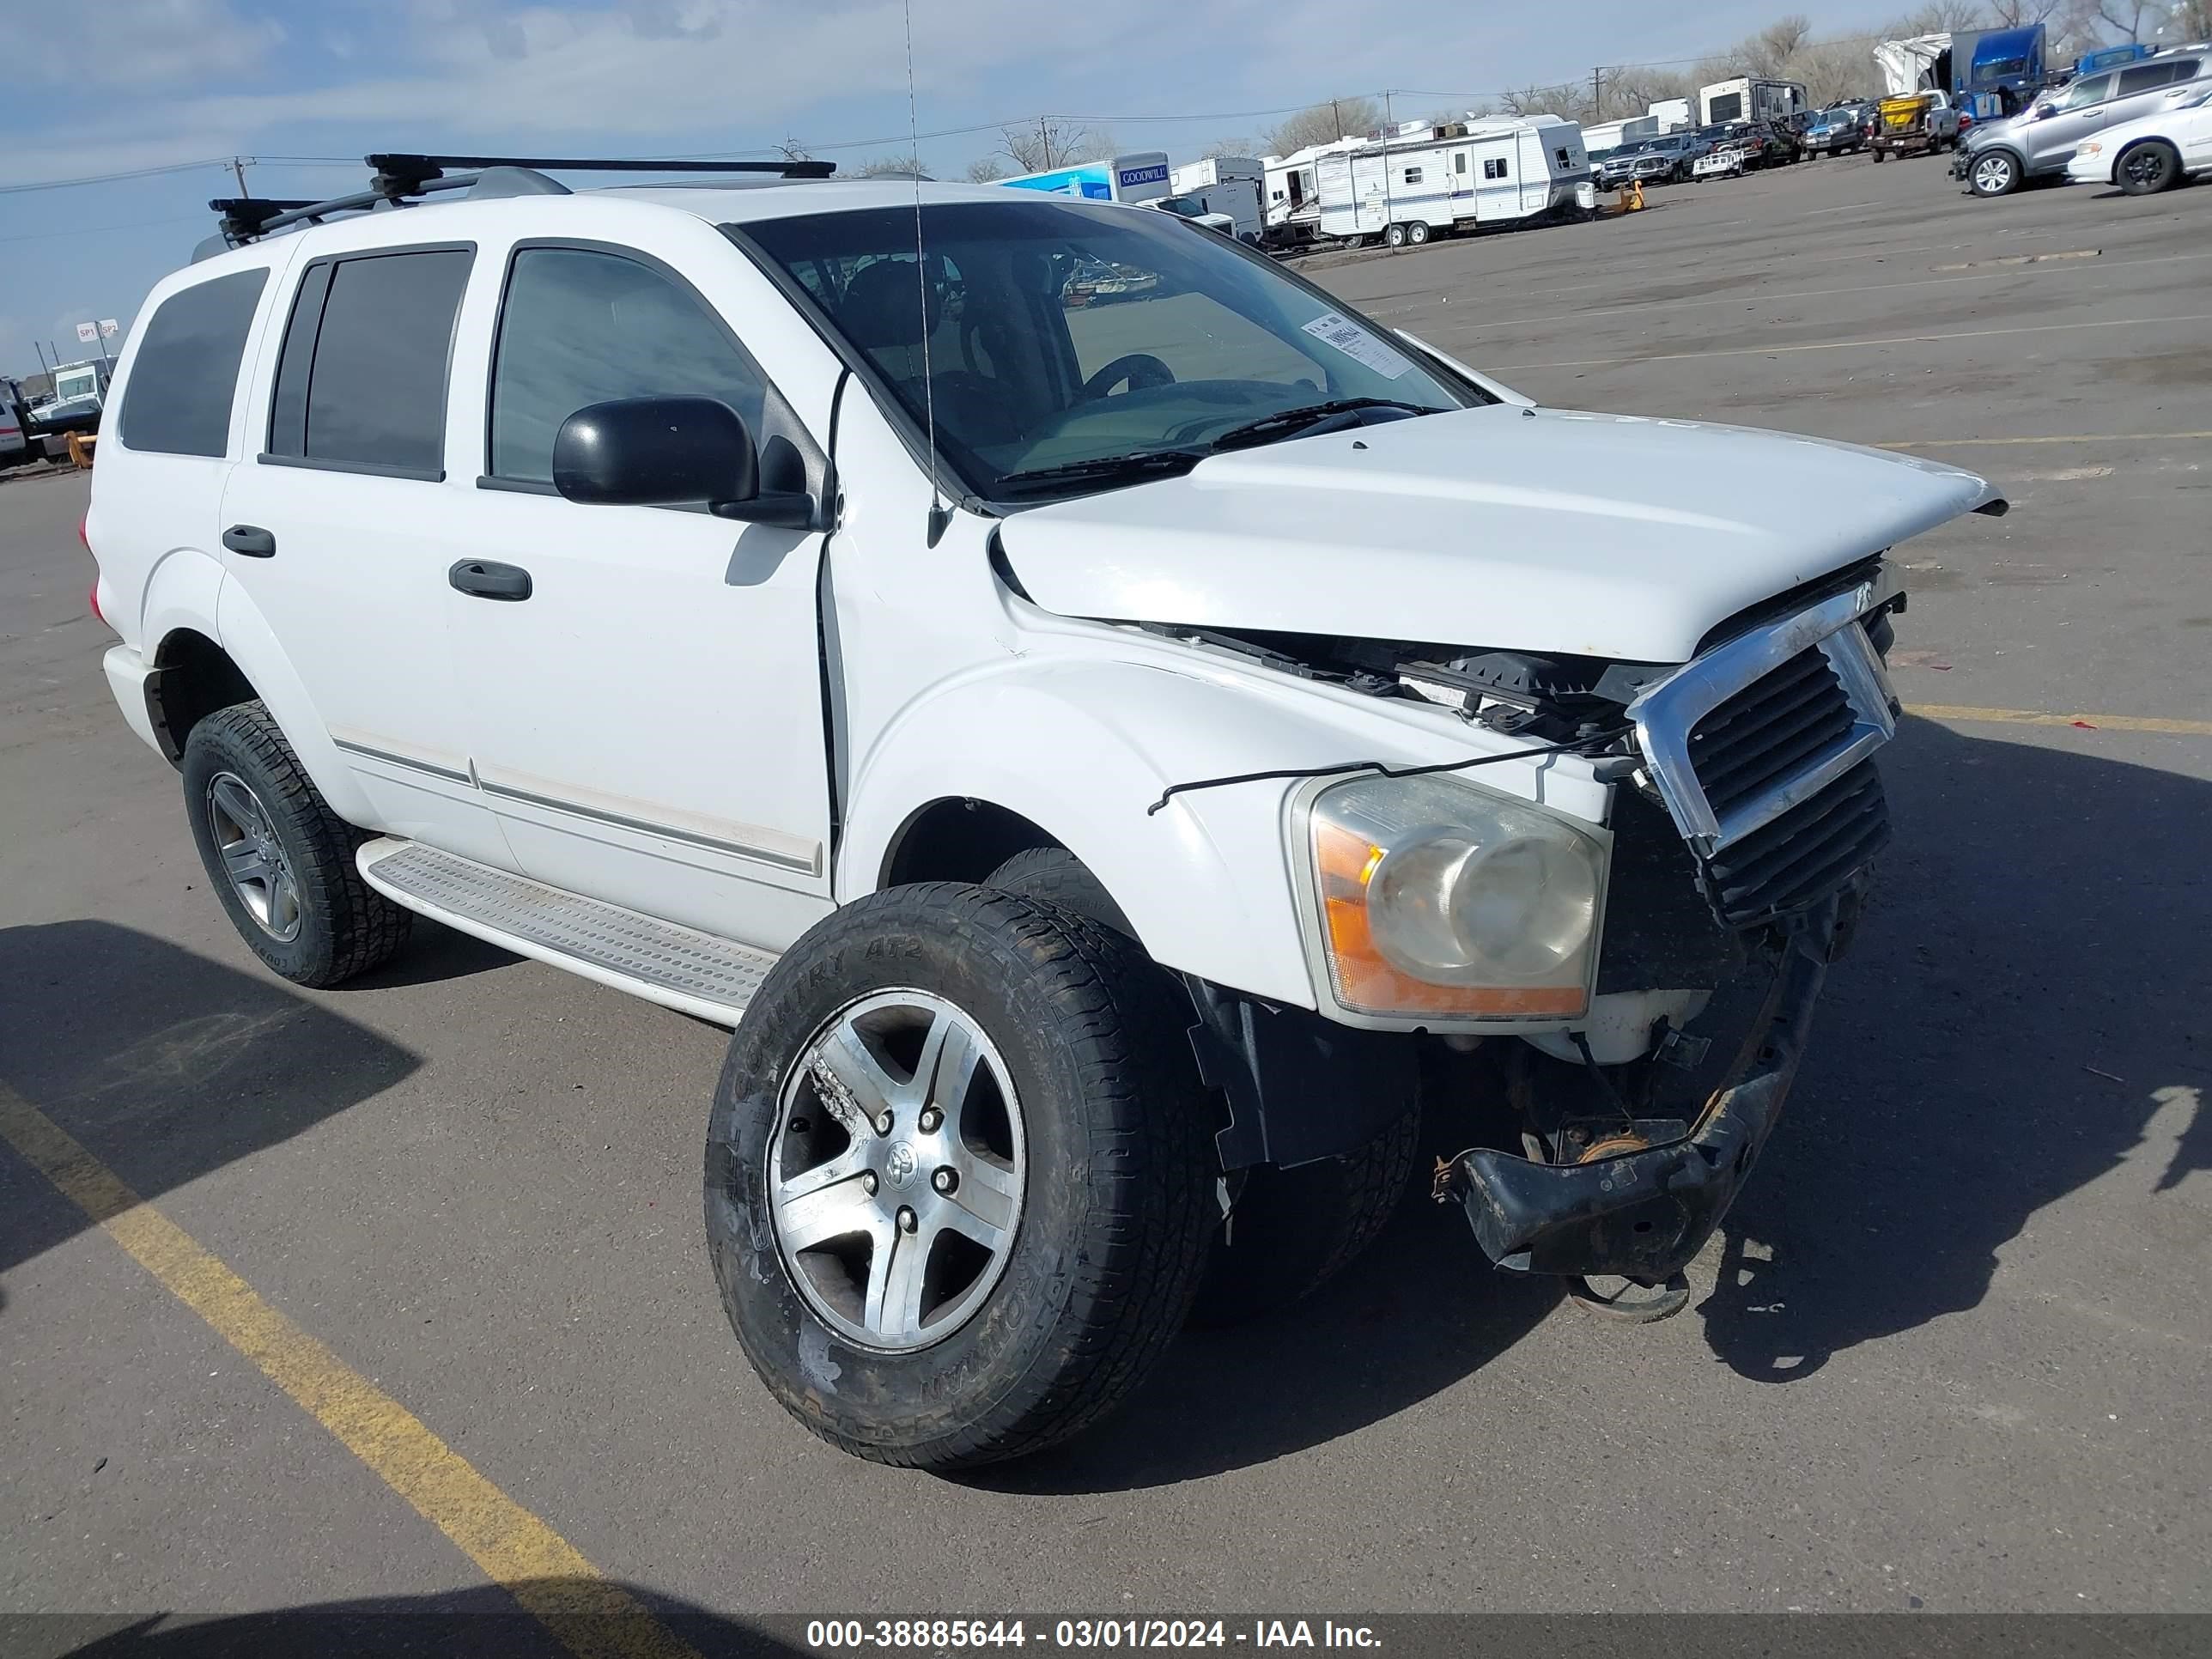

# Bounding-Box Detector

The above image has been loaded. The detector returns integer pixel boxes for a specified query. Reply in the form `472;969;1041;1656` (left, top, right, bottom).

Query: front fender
839;657;1358;1009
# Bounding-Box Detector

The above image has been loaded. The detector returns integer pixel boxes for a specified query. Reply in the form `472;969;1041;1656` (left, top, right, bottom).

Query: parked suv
88;157;2001;1469
1958;50;2207;194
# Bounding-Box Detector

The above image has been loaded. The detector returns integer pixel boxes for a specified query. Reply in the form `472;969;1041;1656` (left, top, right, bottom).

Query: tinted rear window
267;246;472;476
118;269;268;458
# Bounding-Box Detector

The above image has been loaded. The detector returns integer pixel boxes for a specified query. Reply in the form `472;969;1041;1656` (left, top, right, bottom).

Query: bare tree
995;119;1115;173
1204;135;1261;158
1985;0;2065;22
854;154;926;178
1498;81;1591;120
1744;13;1817;73
1603;67;1692;121
1266;96;1382;155
1889;1;1988;31
964;157;1007;182
2164;0;2212;38
2094;0;2159;33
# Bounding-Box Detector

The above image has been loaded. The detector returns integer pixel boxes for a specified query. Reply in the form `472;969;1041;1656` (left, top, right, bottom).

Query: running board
356;838;778;1026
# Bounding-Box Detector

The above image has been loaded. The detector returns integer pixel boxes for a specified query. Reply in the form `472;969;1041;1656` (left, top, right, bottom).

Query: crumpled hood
1000;405;1999;664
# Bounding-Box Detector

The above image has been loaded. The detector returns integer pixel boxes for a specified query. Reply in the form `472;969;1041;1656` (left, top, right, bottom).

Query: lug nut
918;1108;942;1133
861;1171;878;1195
932;1167;957;1195
875;1112;895;1136
897;1206;918;1234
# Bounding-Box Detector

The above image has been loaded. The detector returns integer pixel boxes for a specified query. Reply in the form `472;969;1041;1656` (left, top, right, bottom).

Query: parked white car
2065;81;2212;191
88;157;2002;1469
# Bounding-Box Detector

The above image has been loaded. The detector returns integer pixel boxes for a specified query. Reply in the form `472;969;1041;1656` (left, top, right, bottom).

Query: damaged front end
1433;564;1905;1291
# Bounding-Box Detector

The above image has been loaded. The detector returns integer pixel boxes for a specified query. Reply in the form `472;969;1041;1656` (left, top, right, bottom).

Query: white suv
88;155;2001;1468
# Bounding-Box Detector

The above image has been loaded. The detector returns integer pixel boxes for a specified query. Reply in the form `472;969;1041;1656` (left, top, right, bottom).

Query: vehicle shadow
967;1078;1562;1495
1698;714;2210;1378
40;1579;803;1657
0;920;419;1280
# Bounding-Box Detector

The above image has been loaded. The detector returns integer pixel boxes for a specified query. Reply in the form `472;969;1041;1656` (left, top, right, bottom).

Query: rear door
217;240;512;866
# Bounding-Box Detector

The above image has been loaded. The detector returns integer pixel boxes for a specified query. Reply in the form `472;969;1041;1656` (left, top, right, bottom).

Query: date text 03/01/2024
805;1620;1383;1649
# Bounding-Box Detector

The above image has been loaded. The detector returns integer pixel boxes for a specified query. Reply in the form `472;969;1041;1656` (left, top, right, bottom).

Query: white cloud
0;0;283;88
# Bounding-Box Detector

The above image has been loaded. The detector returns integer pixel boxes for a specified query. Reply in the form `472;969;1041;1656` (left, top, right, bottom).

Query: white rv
1697;78;1807;127
1647;97;1693;131
1169;156;1266;241
1316;117;1591;247
1262;137;1363;247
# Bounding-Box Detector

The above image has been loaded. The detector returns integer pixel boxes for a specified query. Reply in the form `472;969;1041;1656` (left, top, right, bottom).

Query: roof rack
197;152;836;260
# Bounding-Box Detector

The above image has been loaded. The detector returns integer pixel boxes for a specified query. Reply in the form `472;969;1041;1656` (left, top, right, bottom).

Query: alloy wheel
205;771;302;941
769;989;1026;1352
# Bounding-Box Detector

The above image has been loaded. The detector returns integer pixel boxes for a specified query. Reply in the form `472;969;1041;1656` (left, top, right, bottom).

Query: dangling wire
902;0;951;546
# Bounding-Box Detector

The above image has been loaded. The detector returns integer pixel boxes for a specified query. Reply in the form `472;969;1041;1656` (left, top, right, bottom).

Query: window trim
477;236;817;490
258;239;477;484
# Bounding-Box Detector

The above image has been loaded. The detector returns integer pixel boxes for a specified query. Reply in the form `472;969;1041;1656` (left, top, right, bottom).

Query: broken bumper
1443;902;1835;1282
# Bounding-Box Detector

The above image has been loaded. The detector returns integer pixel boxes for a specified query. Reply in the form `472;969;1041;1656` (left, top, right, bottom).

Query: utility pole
1038;116;1053;171
230;156;250;196
1331;98;1343;139
1591;66;1603;122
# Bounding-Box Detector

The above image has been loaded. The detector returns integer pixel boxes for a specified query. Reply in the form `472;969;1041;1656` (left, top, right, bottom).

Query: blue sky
0;0;1905;378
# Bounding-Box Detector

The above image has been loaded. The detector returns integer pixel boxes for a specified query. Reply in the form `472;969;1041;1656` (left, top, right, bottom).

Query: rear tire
180;702;412;988
1406;221;1431;246
706;884;1216;1469
2118;140;2181;195
984;846;1418;1329
1383;222;1408;249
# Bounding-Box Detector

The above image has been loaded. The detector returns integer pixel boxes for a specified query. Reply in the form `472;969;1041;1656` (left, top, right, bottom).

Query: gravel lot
3;151;2209;1641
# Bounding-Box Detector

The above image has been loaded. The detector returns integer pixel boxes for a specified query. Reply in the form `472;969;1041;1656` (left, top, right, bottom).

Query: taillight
89;582;105;625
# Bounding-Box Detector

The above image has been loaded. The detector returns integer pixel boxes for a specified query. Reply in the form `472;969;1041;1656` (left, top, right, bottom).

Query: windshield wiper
995;449;1208;495
1208;398;1443;452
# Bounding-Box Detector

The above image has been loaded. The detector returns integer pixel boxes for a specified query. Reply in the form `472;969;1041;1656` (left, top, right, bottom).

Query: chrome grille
1687;647;1857;821
1629;571;1902;930
1698;759;1889;927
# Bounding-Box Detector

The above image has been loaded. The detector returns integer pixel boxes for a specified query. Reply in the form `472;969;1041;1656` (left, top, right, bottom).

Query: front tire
706;884;1216;1469
984;846;1418;1329
1970;150;2021;196
1382;222;1408;249
2118;140;2181;195
180;702;412;987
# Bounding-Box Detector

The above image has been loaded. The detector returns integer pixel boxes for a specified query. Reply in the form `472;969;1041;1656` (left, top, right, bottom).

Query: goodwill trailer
1316;118;1591;247
997;152;1172;204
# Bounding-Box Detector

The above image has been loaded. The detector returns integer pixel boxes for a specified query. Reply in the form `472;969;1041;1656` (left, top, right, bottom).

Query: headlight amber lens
1310;775;1606;1019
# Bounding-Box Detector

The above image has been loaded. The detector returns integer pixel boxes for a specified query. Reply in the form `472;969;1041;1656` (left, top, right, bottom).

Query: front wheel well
879;798;1059;890
149;629;257;765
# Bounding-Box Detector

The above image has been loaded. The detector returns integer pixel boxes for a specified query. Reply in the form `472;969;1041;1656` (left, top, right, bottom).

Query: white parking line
1801;200;1882;215
1492;311;2212;371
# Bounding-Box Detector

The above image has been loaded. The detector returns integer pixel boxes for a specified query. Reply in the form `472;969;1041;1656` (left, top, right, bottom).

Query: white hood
1000;405;1999;665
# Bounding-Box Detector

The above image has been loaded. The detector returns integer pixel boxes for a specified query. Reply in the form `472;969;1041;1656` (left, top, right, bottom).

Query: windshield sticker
1301;312;1413;380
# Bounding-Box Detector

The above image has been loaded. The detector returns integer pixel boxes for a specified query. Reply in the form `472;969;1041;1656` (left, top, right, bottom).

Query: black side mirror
552;396;815;529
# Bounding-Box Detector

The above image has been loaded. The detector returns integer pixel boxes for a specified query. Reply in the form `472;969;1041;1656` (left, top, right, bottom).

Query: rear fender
211;577;377;825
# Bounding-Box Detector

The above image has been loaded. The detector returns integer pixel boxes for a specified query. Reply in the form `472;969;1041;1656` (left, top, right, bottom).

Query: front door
438;238;836;951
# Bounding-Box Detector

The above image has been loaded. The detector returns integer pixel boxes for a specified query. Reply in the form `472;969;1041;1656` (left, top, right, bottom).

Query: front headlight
1301;773;1607;1021
2076;141;2103;155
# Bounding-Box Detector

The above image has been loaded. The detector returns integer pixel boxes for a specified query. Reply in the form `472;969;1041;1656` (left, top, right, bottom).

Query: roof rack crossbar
364;152;834;180
206;152;836;253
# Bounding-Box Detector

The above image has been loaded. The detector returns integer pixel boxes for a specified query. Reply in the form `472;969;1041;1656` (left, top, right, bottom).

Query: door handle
222;524;276;558
448;559;533;602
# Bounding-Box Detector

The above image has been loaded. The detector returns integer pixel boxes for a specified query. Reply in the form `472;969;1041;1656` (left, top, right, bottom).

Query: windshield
1153;196;1206;216
742;198;1477;501
56;372;98;400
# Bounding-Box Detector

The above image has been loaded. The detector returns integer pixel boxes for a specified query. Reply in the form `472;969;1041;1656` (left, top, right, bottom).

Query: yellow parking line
1878;432;2212;448
1905;703;2212;736
0;1083;698;1659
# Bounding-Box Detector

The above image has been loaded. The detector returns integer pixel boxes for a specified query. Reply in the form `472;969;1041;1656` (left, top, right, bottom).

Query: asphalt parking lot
4;150;2209;1643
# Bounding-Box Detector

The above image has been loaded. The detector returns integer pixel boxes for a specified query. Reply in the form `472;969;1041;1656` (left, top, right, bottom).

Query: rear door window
266;246;474;477
118;268;268;458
